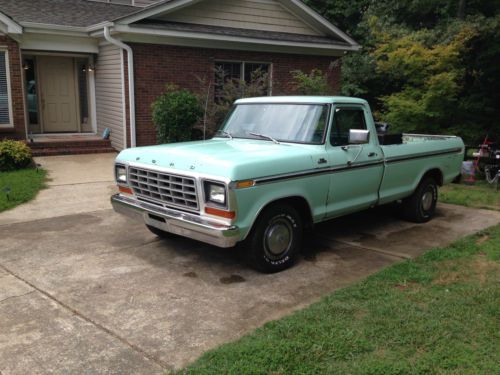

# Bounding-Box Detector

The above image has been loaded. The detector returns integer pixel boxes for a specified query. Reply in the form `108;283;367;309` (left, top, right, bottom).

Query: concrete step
28;137;116;157
31;147;116;157
29;139;112;149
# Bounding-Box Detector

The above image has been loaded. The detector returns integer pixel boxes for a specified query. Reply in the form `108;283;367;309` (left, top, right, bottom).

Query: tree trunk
457;0;466;19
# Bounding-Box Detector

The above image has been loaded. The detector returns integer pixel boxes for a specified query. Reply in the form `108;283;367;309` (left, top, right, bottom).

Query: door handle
368;152;377;157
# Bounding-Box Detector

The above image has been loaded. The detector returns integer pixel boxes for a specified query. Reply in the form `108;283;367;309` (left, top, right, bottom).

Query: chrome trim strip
240;148;462;186
254;160;384;185
385;148;463;164
111;194;240;248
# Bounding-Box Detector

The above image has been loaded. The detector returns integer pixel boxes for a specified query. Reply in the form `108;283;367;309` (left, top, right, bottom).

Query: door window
330;108;367;146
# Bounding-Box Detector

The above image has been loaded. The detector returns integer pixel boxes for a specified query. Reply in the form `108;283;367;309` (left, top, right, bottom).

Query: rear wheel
401;177;438;223
146;225;176;239
243;204;303;273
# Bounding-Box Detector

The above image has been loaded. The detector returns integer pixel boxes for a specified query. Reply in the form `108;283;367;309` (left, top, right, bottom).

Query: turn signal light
235;180;255;189
119;186;134;195
205;207;236;219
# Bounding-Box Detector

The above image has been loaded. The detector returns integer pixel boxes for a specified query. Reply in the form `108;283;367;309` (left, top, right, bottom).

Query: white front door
38;56;79;133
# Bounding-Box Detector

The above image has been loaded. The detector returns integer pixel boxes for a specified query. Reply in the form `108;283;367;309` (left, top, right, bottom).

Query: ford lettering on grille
129;167;199;211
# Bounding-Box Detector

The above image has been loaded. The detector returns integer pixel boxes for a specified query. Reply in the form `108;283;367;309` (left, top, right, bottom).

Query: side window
330;108;367;146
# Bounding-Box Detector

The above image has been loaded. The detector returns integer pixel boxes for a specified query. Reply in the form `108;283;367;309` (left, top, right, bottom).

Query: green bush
291;69;333;96
0;139;33;171
151;84;202;144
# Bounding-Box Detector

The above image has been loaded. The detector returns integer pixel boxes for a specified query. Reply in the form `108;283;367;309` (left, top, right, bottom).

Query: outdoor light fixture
22;62;29;70
82;64;95;73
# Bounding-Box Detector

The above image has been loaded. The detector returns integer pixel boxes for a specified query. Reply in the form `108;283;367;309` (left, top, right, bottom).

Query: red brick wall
129;43;341;146
0;35;26;140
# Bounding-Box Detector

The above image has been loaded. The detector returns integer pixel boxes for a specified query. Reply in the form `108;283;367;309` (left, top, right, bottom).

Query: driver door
325;105;384;218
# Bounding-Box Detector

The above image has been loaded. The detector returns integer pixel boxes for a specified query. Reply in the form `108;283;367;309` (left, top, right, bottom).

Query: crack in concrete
316;234;412;260
49;180;114;187
0;290;36;304
0;263;172;372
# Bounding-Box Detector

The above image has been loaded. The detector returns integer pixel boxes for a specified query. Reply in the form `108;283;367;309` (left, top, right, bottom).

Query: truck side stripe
252;147;462;185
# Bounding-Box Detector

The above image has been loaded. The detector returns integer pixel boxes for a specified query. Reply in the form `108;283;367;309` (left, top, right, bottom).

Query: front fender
232;173;330;240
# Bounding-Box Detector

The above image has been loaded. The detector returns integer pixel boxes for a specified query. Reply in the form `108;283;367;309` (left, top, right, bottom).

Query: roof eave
0;11;23;34
105;24;358;56
277;0;360;48
114;0;205;25
112;0;360;50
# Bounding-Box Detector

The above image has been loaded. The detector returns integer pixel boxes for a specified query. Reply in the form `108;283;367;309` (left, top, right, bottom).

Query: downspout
104;26;136;148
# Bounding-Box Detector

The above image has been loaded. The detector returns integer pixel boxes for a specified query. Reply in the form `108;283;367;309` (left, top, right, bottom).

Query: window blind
0;51;11;125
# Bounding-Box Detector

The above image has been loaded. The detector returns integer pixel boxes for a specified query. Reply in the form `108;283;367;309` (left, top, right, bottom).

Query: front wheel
401;177;438;223
243;204;303;273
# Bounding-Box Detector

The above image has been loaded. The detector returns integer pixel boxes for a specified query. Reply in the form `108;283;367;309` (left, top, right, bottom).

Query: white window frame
0;47;13;128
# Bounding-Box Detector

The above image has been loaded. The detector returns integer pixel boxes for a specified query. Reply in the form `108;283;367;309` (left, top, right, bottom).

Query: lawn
179;183;499;374
440;181;499;211
0;168;47;212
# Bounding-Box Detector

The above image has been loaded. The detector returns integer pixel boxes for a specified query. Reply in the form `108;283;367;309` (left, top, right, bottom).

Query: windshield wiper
249;132;280;144
216;130;233;140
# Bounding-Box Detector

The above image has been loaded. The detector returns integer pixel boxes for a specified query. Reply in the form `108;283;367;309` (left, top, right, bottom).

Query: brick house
0;0;359;152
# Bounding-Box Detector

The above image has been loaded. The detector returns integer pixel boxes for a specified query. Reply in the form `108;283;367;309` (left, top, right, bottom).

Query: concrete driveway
1;154;499;374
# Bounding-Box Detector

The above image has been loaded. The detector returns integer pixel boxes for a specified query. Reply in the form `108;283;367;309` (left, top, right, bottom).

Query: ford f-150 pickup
111;96;464;272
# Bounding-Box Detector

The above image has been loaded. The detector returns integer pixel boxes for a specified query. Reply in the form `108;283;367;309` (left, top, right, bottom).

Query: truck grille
129;167;199;211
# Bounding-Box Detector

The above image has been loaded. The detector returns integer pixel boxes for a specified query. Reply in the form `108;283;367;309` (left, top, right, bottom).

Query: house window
0;50;12;127
214;61;271;101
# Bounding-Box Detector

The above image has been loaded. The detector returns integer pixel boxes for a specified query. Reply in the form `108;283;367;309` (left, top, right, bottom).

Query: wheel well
423;168;443;186
262;196;314;229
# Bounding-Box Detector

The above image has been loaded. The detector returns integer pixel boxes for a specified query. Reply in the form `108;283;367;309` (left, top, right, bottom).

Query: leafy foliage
198;67;269;137
0;139;33;171
151;84;202;144
304;0;500;144
290;69;333;96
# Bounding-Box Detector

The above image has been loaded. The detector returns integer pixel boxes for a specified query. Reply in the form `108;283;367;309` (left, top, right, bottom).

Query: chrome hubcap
264;219;292;258
421;190;434;211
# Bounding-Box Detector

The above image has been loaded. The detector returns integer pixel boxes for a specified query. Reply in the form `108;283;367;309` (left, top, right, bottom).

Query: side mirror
349;129;370;144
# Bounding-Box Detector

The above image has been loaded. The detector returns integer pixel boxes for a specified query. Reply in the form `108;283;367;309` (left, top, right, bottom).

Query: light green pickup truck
111;96;464;272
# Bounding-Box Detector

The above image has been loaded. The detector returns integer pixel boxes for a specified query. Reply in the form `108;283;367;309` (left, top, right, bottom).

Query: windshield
219;104;329;144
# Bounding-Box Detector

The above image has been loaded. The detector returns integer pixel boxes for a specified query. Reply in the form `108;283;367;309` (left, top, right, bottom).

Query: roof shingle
0;0;138;28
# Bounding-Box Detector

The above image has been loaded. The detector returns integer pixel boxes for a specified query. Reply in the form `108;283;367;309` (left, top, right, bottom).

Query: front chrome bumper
111;194;240;248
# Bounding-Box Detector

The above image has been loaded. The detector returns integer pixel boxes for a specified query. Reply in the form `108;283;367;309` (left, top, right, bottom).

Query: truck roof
235;96;368;105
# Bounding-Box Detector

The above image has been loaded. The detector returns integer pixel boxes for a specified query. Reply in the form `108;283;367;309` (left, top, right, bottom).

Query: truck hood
116;139;324;181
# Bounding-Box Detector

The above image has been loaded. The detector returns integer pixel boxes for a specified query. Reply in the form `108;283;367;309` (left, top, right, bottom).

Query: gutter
104;26;137;148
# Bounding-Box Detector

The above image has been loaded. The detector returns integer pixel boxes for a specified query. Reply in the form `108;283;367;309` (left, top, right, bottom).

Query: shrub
291;69;333;95
151;84;202;144
0;139;33;171
197;67;270;138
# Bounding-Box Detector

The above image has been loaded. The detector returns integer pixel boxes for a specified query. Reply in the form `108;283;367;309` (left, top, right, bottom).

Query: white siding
95;43;125;150
133;0;160;6
156;0;321;36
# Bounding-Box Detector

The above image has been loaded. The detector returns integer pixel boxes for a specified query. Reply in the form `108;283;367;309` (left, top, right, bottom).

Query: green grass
0;168;47;212
440;181;499;211
179;226;500;374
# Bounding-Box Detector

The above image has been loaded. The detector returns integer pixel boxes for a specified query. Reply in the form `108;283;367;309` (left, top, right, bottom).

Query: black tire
146;225;176;239
401;177;438;223
243;204;303;273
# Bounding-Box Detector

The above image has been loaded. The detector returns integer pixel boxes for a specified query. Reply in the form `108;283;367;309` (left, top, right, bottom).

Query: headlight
204;182;226;206
115;165;127;184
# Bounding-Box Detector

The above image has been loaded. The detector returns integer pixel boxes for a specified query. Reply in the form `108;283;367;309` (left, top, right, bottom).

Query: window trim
0;47;13;128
